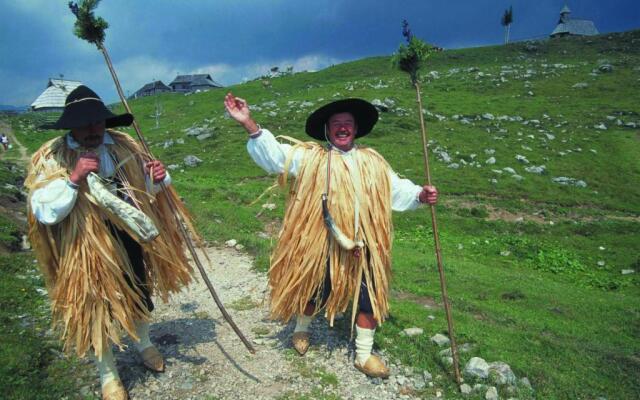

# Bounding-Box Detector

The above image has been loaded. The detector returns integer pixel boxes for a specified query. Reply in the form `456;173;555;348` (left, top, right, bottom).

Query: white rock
430;333;450;346
488;361;517;385
484;148;495;155
485;157;496;165
401;327;424;337
525;165;546;174
597;260;605;266
235;244;245;250
464;357;490;379
448;163;460;169
183;155;203;167
482;113;495;120
225;239;237;247
515;155;529;164
460;383;472;395
262;203;277;210
503;167;516;174
572;82;589;89
485;386;499;400
621;269;635;275
594;123;607;130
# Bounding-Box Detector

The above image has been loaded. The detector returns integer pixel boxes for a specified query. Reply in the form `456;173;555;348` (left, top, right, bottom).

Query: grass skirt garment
25;130;200;359
269;138;393;327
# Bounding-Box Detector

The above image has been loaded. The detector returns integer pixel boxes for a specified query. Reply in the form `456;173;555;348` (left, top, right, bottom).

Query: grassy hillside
4;30;640;399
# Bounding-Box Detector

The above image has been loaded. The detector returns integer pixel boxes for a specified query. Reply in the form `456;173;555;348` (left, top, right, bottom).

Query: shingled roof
169;74;222;89
131;80;172;98
550;4;599;37
31;78;83;111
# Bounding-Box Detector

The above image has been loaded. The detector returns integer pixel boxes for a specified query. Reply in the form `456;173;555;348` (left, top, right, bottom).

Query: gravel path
89;246;436;400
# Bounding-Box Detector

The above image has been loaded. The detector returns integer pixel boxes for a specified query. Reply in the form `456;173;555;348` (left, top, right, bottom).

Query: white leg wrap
93;345;120;388
134;320;153;352
294;314;313;333
355;326;375;365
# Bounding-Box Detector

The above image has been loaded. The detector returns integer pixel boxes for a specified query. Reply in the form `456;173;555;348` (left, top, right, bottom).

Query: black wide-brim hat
41;85;133;130
305;98;378;140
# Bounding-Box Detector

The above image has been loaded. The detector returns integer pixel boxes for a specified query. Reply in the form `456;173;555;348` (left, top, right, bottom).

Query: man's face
70;120;106;148
327;112;357;151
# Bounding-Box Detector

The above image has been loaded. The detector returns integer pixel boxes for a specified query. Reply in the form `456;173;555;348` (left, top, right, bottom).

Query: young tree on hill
501;6;513;44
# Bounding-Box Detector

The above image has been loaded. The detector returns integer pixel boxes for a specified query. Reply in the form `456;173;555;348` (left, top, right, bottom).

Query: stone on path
225;239;237;247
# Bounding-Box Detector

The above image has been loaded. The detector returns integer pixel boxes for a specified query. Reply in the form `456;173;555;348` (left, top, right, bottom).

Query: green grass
3;29;640;399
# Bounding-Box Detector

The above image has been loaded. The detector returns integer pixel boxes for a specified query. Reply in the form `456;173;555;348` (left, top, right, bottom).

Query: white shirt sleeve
246;129;305;176
30;179;79;225
390;170;423;212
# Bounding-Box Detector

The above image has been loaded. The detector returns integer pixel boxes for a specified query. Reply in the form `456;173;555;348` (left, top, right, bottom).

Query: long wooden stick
98;44;255;354
414;81;461;385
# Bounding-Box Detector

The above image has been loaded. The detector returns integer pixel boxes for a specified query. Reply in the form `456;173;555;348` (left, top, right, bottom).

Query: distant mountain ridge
0;104;27;112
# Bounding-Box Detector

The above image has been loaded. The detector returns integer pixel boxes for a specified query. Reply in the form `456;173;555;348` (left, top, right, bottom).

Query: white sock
355;325;375;365
294;314;313;333
93;345;120;388
133;320;154;352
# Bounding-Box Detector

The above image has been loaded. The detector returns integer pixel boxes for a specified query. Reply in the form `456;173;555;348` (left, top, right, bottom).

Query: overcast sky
1;0;638;106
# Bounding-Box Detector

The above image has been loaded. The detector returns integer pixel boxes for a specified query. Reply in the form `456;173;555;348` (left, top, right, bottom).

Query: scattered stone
464;357;490;379
485;386;499;400
552;177;587;187
515;155;529;164
572;82;589;89
163;139;174;148
599;64;614;73
503;167;516;174
21;235;31;250
597;260;606;266
500;250;511;257
262;203;277;210
525;165;546;174
235;244;245;251
621;269;635;275
460;383;472;395
401;327;424;337
485;157;496;165
183;155;203;167
371;99;388;112
482;113;495;120
594;123;607;130
196;133;213;141
430;333;450;346
448;163;460;169
167;164;180;170
225;239;237;247
484;148;495;155
488;362;517;385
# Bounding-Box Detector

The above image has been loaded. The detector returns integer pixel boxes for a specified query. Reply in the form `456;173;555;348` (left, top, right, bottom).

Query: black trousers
108;223;154;313
310;257;374;314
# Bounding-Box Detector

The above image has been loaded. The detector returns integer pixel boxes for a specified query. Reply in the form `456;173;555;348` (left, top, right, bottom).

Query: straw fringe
269;140;392;327
26;130;198;358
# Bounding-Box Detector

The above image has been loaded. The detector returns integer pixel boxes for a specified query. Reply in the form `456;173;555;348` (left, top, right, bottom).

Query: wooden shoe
292;331;310;355
102;379;129;400
140;346;165;372
354;354;390;378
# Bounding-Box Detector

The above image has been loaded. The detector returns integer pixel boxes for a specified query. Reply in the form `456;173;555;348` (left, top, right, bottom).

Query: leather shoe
102;379;129;400
354;354;390;378
292;331;310;355
140;346;165;372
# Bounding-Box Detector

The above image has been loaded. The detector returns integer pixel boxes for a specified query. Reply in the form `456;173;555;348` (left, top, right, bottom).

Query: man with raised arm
224;93;438;378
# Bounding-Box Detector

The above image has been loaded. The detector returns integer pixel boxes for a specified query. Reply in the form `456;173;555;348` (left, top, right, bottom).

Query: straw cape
25;130;199;358
269;137;393;327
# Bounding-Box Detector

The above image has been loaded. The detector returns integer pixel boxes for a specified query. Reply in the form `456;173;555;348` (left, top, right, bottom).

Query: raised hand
224;92;259;134
69;152;99;184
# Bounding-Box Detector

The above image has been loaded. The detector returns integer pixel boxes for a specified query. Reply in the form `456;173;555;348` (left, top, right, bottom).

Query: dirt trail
75;246;439;400
0;119;29;165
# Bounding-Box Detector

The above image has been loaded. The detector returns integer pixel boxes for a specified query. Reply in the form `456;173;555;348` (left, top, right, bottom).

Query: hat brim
305;98;378;140
39;100;133;130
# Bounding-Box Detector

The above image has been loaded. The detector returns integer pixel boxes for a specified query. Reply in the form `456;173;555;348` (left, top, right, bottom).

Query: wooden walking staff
394;21;462;386
68;0;255;354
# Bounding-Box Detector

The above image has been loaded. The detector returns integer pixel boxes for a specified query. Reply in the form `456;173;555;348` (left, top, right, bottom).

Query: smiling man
225;94;437;378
